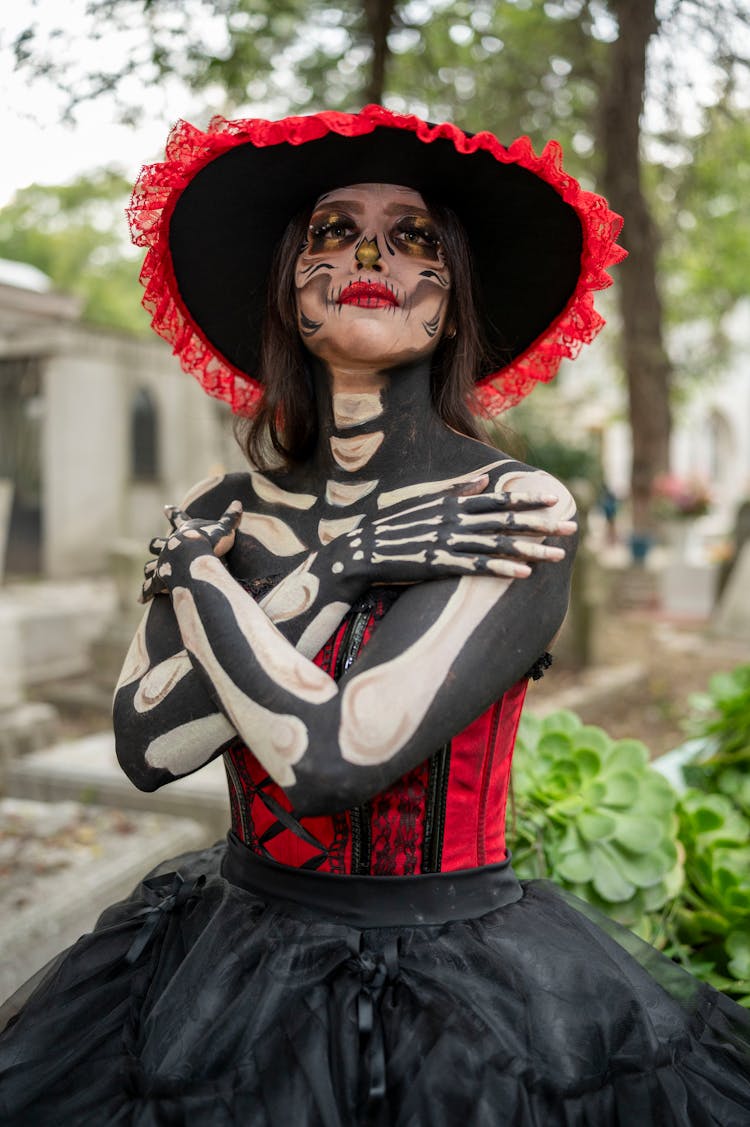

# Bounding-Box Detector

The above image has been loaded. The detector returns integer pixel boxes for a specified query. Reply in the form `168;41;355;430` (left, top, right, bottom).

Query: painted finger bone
373;515;443;533
456;510;549;530
446;532;521;552
374;532;439;547
164;504;190;528
371;550;428;565
429;548;531;577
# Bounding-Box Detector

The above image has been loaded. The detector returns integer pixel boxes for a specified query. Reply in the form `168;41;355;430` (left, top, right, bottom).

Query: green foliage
10;0;750;398
515;434;601;487
511;686;750;1006
384;0;607;168
686;664;750;758
0;170;146;334
484;393;603;485
657;110;750;330
683;665;750;807
11;0;607;147
668;791;750;1003
658;666;750;1003
512;710;683;935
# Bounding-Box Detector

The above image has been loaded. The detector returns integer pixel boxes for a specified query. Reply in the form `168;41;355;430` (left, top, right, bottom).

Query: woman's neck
309;355;450;487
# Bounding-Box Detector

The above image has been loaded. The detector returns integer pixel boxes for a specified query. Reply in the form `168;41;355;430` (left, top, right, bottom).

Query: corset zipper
477;702;502;866
422;742;451;873
223;753;250;843
334;600;375;875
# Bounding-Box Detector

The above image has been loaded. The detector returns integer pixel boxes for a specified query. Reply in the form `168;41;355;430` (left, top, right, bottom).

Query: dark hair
235;198;489;469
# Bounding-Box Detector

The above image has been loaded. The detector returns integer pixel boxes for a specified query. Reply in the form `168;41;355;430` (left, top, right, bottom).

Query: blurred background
0;0;749;1006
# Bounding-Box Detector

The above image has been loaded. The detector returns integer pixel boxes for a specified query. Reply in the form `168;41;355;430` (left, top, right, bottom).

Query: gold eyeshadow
393;216;441;260
307;212;357;253
304;209;443;262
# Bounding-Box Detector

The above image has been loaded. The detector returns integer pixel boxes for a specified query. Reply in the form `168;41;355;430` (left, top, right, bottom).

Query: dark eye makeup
393;216;441;260
304;210;442;260
308;212;357;252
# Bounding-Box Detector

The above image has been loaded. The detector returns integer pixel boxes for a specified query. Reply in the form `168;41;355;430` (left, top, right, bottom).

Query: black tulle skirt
1;834;748;1126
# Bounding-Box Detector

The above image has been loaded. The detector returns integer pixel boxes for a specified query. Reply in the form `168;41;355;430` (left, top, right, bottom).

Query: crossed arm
114;469;577;817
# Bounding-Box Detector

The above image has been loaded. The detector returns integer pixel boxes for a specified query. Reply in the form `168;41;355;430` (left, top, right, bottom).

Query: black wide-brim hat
129;105;625;416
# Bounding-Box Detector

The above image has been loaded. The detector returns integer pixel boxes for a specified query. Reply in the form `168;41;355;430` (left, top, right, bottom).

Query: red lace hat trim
128;104;625;417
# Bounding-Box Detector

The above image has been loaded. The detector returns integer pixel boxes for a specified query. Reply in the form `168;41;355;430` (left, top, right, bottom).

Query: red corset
224;590;528;875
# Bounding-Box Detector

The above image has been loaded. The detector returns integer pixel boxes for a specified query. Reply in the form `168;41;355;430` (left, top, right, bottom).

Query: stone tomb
0;797;206;1002
713;542;750;641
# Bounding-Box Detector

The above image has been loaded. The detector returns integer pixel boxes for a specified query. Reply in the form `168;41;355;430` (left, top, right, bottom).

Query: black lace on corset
237;575;285;600
525;651;553;681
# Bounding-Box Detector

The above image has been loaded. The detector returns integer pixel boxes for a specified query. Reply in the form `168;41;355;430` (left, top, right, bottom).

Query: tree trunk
597;0;672;534
362;0;396;104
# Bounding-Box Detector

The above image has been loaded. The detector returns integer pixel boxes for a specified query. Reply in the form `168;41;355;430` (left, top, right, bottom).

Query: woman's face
294;183;451;371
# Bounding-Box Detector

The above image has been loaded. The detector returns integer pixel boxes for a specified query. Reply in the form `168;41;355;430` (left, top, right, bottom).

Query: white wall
670;302;750;527
41;324;246;577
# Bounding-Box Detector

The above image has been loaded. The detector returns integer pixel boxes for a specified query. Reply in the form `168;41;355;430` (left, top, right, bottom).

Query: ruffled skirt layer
0;838;748;1126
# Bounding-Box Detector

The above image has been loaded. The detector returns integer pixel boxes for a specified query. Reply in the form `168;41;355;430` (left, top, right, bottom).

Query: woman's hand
325;474;576;593
141;501;243;601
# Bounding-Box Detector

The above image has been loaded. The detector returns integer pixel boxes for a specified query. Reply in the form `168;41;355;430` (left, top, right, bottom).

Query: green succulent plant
510;689;750;1008
511;710;683;935
667;790;750;1004
683;666;750;808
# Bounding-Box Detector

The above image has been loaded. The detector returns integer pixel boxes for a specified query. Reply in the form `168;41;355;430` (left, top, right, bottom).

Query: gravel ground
0;800;141;902
541;610;750;757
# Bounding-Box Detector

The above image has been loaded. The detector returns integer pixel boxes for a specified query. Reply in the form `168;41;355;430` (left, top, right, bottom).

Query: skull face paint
295;183;452;371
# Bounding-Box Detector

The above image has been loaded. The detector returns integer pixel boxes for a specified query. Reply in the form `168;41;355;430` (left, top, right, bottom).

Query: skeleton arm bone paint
119;466;497;789
115;473;364;789
143;468;572;642
116;470;576;815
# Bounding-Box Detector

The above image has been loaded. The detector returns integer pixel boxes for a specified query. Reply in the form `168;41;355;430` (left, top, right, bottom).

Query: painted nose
355;237;384;272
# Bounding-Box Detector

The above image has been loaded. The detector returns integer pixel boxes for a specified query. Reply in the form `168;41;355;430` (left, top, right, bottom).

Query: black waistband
222;832;522;927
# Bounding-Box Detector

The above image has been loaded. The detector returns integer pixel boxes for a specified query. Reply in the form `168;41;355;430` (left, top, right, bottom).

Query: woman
1;106;748;1125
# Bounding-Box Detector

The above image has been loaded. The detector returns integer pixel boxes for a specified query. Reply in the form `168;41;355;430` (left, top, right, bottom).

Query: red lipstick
338;281;399;309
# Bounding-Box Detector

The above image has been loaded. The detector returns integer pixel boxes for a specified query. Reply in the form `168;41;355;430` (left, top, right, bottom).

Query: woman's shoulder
179;469;320;534
489;460;576;520
179;472;254;517
446;434;576;519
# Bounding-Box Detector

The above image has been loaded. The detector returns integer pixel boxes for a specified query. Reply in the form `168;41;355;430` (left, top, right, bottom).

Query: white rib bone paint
332;392;384;429
325;478;378;506
318;514;364;545
188;556;336;703
338;575;511;765
239;512;307;555
172;585;310;786
251;472;316;510
329;431;384;471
